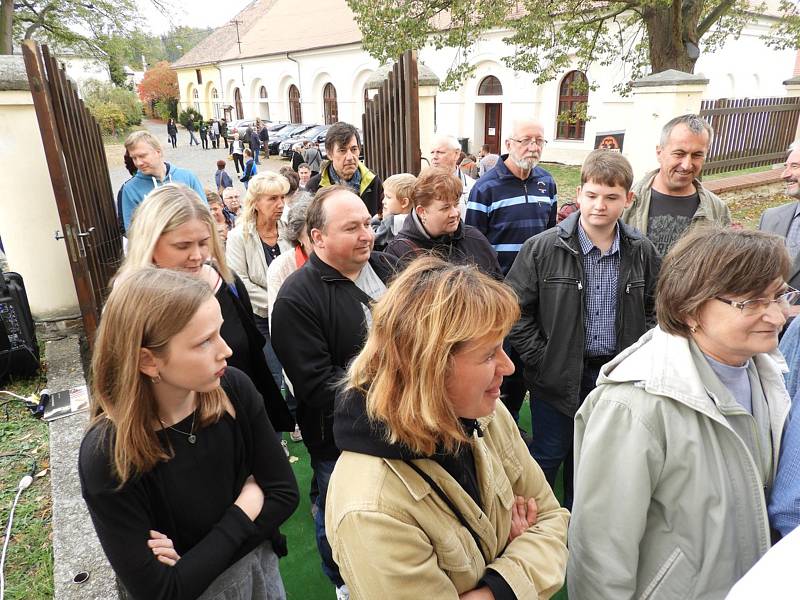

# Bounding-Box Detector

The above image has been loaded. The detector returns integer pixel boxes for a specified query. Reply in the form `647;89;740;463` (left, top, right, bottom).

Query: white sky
139;0;255;35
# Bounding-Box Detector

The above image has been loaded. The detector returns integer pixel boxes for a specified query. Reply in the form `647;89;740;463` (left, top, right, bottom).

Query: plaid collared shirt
578;222;620;357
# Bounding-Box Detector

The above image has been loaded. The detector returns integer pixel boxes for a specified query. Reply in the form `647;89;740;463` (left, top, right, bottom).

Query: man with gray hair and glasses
759;142;800;290
623;113;731;255
429;134;474;216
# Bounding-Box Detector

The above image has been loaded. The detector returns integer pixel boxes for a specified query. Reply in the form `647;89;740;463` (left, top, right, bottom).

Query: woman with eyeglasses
568;226;795;599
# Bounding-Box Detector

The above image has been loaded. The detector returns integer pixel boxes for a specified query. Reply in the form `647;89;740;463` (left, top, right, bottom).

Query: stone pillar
0;56;79;320
623;70;710;181
784;76;800;141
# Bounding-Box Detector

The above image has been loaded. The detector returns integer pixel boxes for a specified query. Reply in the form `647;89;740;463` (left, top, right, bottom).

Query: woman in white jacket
226;172;292;391
569;226;795;599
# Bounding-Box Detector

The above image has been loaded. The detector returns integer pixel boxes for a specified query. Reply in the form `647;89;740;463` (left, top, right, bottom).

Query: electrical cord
0;473;34;600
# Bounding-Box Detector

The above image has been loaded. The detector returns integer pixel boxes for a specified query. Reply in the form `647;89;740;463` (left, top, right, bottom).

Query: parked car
279;125;329;157
225;119;257;142
267;123;318;155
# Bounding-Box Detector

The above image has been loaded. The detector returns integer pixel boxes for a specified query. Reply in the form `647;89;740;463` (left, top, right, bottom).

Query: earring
151;374;162;384
689;325;697;334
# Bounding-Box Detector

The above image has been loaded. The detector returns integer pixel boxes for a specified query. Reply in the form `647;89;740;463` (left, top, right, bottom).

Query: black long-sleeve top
78;367;299;600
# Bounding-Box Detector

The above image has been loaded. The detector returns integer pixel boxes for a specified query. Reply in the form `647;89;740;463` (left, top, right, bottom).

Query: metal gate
22;41;123;346
362;50;422;179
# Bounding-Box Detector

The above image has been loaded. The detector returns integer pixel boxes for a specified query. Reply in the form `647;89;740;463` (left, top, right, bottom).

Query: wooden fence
22;41;123;346
699;97;800;175
362;50;422;180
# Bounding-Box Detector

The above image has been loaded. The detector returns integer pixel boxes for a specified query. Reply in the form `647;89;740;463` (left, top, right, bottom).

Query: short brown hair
306;185;355;236
216;160;226;169
657;226;790;337
279;166;300;195
204;189;221;205
383;173;416;201
412;167;462;208
580;149;634;192
325;122;360;155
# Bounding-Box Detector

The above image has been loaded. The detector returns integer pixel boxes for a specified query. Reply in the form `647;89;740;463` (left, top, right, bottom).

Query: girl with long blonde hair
120;183;294;432
79;268;298;600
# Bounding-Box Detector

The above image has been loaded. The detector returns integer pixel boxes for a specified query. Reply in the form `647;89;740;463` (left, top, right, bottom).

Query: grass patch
541;163;581;203
0;367;52;600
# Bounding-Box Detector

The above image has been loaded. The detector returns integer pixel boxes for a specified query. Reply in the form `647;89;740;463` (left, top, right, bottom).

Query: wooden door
484;103;502;154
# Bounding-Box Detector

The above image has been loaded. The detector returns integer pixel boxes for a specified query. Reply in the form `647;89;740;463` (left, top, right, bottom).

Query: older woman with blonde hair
326;257;569;599
80;268;298;599
226;172;292;390
119;183;293;432
569;226;797;599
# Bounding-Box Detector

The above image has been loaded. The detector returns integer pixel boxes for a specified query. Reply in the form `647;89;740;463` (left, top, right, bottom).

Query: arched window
234;88;243;119
211;88;218;100
210;87;219;118
557;70;589;140
323;83;338;125
260;86;268;99
258;85;270;120
192;88;200;112
289;84;302;123
478;75;503;96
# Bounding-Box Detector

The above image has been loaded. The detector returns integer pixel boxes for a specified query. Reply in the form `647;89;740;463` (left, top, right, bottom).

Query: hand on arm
507;496;538;544
148;530;181;566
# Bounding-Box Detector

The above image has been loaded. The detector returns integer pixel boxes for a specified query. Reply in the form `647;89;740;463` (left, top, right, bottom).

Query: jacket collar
557;210;644;243
308;251;395;283
401;209;465;244
320;161;376;196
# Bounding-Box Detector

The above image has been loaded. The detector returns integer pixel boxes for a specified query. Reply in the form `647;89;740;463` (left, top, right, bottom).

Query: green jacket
568;327;790;599
623;169;731;235
306;160;383;215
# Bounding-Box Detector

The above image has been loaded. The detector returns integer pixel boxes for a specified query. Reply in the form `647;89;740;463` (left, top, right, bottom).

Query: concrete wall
0;58;79;320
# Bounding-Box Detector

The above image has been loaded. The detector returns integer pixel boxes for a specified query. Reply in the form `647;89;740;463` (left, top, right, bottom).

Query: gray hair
659;114;714;148
431;134;461;151
789;140;800;153
283;197;312;245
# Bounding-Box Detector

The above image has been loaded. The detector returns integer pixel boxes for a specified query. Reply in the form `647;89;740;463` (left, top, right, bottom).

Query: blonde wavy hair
346;256;520;455
120;183;232;282
89;268;231;486
240;172;289;239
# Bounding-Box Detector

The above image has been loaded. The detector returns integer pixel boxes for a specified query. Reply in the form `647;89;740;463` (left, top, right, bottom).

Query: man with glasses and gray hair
466;118;558;425
623;113;731;256
429;134;474;216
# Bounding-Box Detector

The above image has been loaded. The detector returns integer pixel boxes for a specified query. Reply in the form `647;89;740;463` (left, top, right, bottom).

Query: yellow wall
176;66;222;119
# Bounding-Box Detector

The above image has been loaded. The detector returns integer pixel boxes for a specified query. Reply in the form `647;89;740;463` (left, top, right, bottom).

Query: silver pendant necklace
159;409;197;444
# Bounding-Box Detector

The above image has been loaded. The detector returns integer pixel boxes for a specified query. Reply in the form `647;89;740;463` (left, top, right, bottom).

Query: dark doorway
483;103;502;154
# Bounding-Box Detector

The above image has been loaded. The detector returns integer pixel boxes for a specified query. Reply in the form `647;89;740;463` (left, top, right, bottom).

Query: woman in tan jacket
326;257;569;599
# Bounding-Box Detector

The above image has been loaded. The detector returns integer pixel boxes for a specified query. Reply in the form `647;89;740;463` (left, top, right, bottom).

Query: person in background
505;150;660;508
430;134;474;217
116;150;138;237
385;168;500;277
79;267;298;600
304;141;322;175
199;119;209;150
298;163;312;189
117;183;294;435
622;113;731;256
120;130;206;231
211;119;220;149
371;173;415;250
478;143;500;177
461;153;480;180
278;167;312;222
306;122;383;216
222;187;242;226
220;118;229;151
231;132;245;175
267;198;314;444
241;148;257;190
226;172;292;395
326;257;569;599
166;118;177;149
187;118;199;146
290;143;305;172
215;159;234;195
259;120;270;159
568;226;793;599
249;126;261;165
207;191;233;232
466;118;557;425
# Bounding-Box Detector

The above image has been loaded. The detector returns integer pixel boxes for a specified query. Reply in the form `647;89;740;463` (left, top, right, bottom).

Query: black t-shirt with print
647;188;700;255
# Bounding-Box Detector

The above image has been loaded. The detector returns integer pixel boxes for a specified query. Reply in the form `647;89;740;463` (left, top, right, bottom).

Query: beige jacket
568;327;790;599
623;169;731;235
326;402;570;599
225;221;291;318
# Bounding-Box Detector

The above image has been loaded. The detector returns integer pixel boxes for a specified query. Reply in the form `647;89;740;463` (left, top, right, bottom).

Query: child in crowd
240;148;257;190
371;173;416;250
504;149;661;509
215;159;233;195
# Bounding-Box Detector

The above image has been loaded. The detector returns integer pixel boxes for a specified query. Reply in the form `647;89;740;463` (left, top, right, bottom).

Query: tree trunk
0;0;13;55
643;0;703;74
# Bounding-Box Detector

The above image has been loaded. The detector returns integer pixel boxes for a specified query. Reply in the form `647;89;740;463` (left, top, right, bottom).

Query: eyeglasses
509;137;548;148
715;288;800;315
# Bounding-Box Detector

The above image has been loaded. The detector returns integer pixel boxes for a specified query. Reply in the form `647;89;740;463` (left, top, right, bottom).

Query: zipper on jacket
544;276;582;290
625;280;645;294
523;182;529;203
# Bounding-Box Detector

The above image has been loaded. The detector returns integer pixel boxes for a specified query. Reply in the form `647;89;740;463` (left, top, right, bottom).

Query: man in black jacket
258;119;270;158
271;185;396;599
306;121;383;216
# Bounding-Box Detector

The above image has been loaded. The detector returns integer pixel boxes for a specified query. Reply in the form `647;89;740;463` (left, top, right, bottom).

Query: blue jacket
465;156;557;274
120;163;206;230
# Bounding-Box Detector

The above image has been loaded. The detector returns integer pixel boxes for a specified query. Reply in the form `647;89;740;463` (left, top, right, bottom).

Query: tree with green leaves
347;0;800;92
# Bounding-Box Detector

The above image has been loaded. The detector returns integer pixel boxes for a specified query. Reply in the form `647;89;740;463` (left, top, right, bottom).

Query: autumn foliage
137;61;179;105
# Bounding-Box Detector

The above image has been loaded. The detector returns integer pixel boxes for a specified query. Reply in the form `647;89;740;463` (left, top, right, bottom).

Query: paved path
704;167;784;194
109;119;289;195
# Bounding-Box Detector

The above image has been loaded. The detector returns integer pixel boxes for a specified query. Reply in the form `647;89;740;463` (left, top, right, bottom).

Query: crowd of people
79;113;800;600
